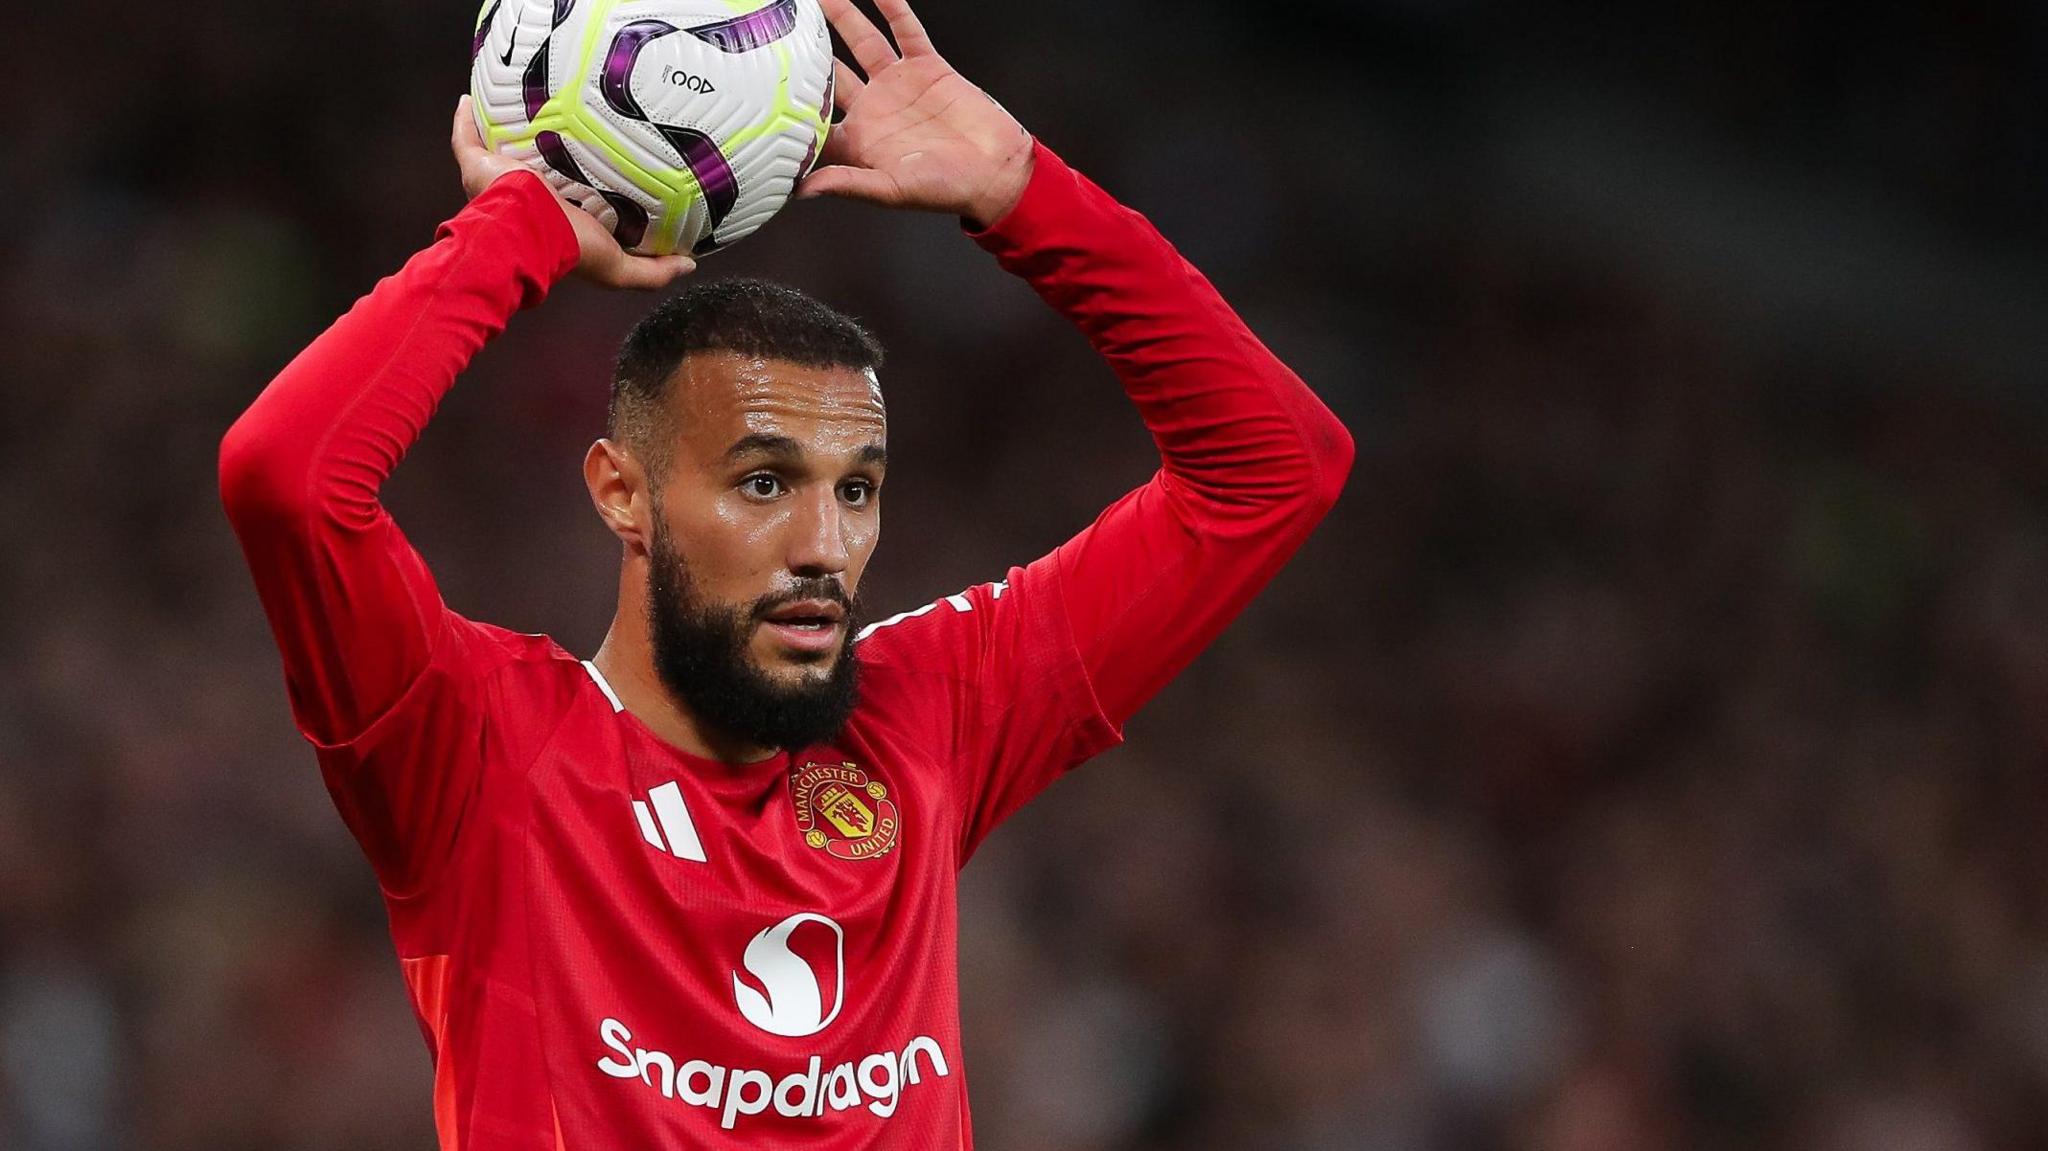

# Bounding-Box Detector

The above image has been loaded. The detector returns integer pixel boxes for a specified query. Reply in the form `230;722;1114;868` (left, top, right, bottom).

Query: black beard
645;518;861;753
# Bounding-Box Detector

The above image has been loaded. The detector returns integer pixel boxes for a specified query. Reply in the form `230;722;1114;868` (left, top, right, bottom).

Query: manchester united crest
790;761;900;861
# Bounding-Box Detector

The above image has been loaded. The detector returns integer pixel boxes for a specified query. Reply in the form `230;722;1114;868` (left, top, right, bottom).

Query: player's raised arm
805;1;1354;855
217;101;691;891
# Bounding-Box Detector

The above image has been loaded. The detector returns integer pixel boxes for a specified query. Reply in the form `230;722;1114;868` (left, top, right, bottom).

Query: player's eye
741;474;785;499
839;479;874;507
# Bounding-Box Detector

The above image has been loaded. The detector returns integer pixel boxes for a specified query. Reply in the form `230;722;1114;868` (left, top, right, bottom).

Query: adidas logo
634;781;707;863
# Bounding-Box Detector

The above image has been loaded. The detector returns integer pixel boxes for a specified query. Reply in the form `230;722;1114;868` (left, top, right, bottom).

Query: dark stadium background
5;0;2048;1146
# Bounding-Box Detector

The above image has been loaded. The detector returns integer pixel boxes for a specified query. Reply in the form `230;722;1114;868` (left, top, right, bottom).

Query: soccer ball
470;0;835;257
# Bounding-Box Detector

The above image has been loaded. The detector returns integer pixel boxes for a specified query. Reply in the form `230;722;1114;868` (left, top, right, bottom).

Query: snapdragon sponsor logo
593;913;949;1129
596;1018;950;1130
732;912;843;1037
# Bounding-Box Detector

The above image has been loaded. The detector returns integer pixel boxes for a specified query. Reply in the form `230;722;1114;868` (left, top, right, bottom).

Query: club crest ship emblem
791;761;900;861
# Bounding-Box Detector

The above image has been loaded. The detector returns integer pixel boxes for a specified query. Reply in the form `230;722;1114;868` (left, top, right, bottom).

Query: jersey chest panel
516;691;969;1146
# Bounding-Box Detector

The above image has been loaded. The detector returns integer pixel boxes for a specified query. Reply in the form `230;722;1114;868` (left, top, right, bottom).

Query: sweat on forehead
673;353;886;431
608;278;884;462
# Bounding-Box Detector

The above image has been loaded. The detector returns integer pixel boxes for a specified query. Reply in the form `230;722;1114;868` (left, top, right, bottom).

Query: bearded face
645;510;861;752
589;348;886;754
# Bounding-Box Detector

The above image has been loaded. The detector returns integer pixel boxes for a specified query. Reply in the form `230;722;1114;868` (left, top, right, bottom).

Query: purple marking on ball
653;124;740;227
796;131;819;180
685;0;798;53
600;20;677;121
551;0;574;27
521;39;552;119
471;0;501;61
536;130;590;184
693;232;725;257
599;191;648;249
536;130;644;249
819;66;835;123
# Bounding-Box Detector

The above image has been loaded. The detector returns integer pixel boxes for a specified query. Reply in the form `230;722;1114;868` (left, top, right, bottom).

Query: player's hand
451;97;695;291
799;0;1034;230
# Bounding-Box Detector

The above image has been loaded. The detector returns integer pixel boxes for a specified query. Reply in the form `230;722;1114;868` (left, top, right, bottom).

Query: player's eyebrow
723;432;806;462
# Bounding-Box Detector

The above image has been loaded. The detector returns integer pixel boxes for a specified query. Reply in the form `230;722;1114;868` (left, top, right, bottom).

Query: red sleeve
856;143;1355;861
218;171;581;895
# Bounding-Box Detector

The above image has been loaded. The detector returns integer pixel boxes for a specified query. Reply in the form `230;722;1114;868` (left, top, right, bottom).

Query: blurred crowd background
5;0;2048;1147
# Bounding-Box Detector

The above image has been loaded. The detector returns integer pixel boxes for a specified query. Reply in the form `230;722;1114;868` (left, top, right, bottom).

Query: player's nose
785;485;849;576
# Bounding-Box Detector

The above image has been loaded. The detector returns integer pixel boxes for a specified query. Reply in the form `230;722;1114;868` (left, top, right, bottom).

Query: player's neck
589;627;782;766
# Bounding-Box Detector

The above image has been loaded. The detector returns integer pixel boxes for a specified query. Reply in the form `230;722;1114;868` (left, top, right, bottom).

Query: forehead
666;350;885;455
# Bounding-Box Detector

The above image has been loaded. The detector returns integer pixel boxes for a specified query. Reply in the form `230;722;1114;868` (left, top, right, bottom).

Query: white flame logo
731;913;845;1037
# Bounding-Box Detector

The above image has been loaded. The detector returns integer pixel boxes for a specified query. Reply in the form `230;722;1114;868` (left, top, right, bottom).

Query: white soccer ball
469;0;835;256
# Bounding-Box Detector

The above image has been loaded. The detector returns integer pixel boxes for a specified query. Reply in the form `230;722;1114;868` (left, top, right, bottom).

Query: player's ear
583;438;652;553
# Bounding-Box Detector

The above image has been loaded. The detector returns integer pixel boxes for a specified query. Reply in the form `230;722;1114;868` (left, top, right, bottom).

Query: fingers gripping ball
470;0;835;256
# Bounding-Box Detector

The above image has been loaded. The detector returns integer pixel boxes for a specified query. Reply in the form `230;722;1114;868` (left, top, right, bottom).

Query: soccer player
219;0;1352;1144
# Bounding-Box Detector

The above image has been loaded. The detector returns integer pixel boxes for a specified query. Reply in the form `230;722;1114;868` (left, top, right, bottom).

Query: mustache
748;578;857;620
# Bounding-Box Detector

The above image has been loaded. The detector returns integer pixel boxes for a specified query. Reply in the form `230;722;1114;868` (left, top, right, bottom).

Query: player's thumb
611;253;697;291
451;96;485;158
796;165;896;204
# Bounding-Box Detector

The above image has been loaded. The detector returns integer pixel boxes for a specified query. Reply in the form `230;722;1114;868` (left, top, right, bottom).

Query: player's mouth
758;600;846;654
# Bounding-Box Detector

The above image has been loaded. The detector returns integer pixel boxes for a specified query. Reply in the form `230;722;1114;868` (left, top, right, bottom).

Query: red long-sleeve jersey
219;143;1352;1149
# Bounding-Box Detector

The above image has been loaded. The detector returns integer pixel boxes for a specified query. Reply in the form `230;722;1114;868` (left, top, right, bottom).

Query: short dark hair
609;278;885;476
